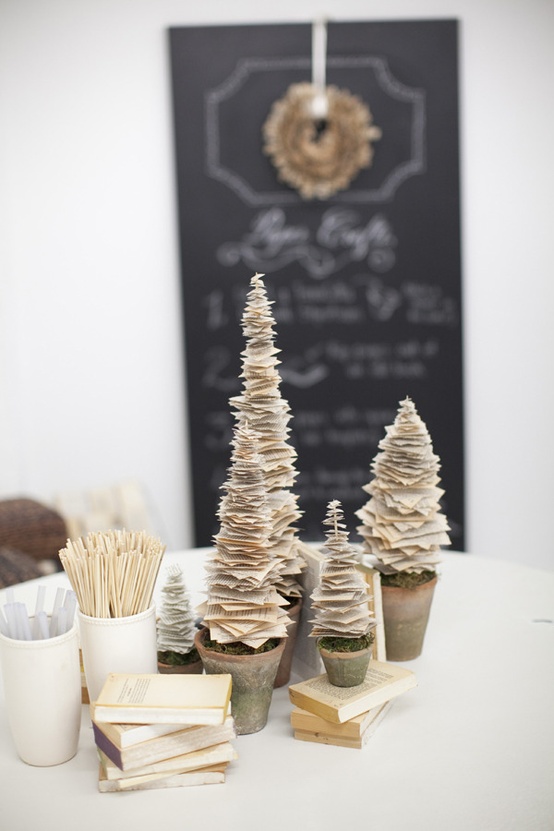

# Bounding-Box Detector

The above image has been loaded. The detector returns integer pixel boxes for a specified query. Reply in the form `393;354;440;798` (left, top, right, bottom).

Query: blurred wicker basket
0;498;67;566
0;547;43;589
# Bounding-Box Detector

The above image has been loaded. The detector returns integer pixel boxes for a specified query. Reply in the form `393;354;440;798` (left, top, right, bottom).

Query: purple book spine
92;722;123;770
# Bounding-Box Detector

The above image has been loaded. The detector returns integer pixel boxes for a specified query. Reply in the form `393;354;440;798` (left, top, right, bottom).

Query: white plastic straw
4;603;18;639
50;586;66;636
32;585;46;639
56;606;67;637
36;610;50;640
0;606;9;637
34;585;46;616
2;586;77;640
3;602;31;640
63;590;77;631
16;603;32;640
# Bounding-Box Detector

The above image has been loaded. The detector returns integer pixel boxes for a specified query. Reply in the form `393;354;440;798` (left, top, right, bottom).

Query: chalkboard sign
169;20;465;550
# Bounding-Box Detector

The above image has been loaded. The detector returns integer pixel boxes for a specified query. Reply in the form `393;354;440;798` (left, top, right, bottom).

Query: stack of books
290;701;392;748
90;672;237;792
288;660;417;749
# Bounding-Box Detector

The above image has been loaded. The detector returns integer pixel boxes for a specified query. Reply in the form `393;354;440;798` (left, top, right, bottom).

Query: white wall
1;0;553;568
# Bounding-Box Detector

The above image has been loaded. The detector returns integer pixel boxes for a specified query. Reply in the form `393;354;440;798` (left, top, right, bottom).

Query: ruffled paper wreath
262;82;382;200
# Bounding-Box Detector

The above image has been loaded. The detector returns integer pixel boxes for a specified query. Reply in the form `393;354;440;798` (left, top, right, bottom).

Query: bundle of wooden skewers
59;530;165;618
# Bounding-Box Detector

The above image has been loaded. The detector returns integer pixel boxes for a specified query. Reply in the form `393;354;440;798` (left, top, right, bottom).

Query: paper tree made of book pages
156;564;198;660
229;273;304;599
309;500;376;639
202;419;291;649
356;397;451;575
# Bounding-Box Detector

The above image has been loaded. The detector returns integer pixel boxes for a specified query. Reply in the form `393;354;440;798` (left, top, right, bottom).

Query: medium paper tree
229;273;304;599
309;500;375;640
202;418;290;649
156;564;198;663
356;397;451;575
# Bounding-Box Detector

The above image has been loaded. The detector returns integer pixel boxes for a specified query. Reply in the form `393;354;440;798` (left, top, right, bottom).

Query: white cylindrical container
78;605;157;702
0;622;82;766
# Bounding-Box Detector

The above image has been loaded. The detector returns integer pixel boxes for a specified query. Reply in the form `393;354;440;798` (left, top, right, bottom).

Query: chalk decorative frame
205;55;425;207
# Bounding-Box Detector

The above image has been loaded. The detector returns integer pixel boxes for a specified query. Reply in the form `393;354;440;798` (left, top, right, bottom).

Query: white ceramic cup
0;622;82;766
78;605;158;702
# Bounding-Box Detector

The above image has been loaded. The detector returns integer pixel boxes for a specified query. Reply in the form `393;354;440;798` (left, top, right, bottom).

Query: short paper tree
356;397;451;581
310;500;375;649
156;564;199;665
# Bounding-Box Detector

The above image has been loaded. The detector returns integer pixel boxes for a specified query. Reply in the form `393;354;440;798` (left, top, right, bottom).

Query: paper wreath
262;82;382;200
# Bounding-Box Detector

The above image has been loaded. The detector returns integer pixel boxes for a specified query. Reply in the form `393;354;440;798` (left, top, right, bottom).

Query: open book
289;661;416;723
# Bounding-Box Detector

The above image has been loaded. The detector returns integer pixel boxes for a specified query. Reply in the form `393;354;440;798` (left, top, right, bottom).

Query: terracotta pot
274;596;302;688
157;653;203;674
318;642;372;687
381;575;438;661
194;627;285;735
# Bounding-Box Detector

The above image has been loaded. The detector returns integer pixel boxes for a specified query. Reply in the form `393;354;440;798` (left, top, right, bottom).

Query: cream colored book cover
92;672;232;725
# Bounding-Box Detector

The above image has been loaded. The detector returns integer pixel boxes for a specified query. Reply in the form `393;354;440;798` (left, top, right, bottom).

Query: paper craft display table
1;549;553;831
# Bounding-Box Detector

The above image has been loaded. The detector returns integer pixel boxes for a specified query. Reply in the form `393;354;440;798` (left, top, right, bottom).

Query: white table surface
1;549;553;831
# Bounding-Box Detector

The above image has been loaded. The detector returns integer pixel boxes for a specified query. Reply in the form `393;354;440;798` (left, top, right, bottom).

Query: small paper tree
356;397;451;582
229;273;304;600
309;500;375;650
202;418;290;651
156;564;199;666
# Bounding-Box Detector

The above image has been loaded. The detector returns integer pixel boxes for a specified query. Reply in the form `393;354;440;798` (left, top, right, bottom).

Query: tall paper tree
202;418;290;649
229;273;304;598
356;397;451;574
310;500;375;639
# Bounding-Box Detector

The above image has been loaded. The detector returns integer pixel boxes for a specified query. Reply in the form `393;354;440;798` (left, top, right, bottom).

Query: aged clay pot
157;652;203;674
274;596;302;688
194;627;285;735
318;642;372;687
381;575;438;661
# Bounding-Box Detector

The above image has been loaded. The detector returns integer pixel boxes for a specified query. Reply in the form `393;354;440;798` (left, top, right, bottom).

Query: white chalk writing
216;207;397;278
